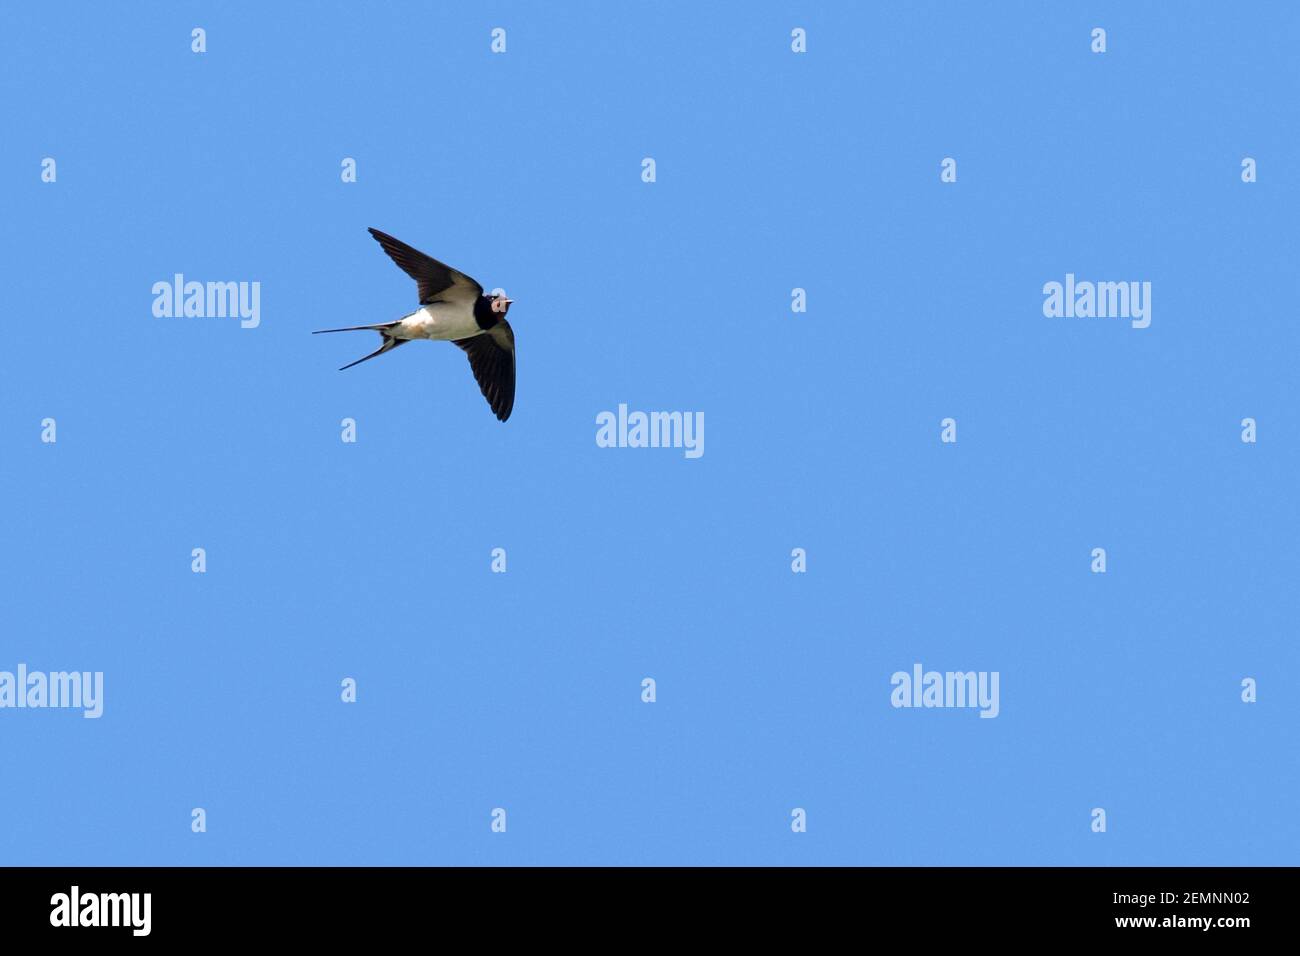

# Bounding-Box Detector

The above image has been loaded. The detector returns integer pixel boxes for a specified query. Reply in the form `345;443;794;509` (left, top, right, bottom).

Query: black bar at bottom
0;866;1277;941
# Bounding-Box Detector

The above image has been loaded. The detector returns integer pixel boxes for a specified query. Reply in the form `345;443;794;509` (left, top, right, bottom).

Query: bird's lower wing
453;323;515;422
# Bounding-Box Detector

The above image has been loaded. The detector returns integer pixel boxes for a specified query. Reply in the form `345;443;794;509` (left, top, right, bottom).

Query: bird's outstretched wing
453;322;516;422
368;227;483;304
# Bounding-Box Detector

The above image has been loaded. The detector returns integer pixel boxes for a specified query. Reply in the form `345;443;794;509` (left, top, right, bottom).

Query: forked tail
312;320;400;335
312;321;408;370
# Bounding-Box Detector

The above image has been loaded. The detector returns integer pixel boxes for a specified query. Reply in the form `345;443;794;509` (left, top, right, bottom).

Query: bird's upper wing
453;322;515;422
368;227;483;304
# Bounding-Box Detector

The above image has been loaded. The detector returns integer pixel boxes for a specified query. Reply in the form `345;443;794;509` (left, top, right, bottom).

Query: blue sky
0;2;1296;865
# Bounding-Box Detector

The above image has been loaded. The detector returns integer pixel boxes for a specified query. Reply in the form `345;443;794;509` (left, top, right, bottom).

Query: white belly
391;302;481;341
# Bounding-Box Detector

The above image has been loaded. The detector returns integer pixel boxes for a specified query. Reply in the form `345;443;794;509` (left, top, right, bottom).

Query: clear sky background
1;2;1296;865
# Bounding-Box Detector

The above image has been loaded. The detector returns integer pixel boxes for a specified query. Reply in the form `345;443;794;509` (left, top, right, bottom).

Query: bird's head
490;293;513;315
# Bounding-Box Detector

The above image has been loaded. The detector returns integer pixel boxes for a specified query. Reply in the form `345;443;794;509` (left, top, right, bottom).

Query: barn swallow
314;228;516;421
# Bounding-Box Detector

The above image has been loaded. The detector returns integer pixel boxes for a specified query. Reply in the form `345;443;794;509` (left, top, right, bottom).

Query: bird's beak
504;299;514;305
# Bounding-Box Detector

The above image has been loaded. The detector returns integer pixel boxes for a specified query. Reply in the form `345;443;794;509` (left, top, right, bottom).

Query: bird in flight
314;228;516;421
